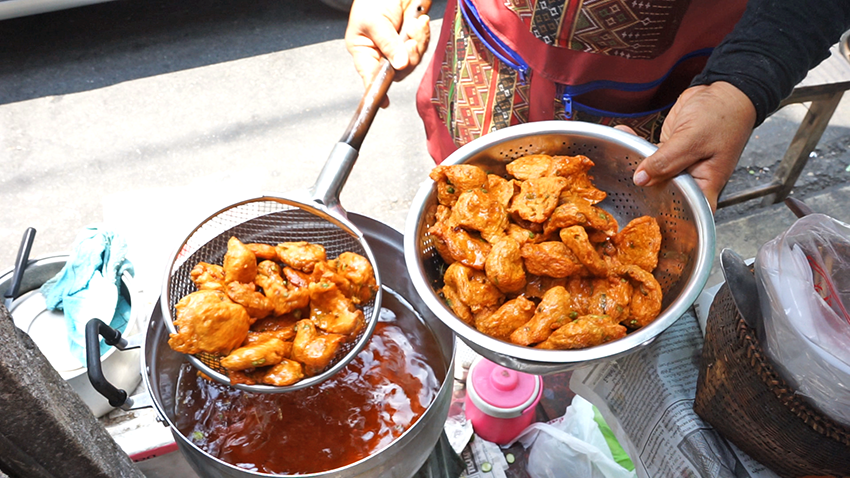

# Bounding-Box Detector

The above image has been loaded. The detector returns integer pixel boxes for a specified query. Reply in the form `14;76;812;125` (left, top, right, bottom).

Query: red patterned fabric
416;0;747;163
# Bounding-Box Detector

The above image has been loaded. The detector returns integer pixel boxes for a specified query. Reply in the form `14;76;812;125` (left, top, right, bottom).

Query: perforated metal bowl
404;121;715;374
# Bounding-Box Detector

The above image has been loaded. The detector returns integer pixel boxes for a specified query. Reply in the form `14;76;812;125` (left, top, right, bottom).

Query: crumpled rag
40;226;134;368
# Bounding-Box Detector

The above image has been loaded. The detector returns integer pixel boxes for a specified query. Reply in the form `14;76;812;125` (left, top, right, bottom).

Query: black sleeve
690;0;850;127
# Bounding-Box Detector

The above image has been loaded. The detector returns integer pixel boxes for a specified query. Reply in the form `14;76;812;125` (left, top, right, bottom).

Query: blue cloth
40;226;134;368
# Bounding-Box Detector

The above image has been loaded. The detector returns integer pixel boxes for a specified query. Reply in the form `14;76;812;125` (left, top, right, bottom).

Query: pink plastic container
464;357;543;445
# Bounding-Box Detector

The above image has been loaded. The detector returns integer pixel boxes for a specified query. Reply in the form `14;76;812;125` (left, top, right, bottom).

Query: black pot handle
86;318;129;408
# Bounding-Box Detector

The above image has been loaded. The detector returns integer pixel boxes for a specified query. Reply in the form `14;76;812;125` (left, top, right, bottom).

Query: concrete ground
1;0;849;307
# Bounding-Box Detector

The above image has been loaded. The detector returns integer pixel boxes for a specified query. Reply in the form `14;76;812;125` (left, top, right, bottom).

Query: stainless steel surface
0;254;142;417
144;213;456;477
404;120;716;375
720;248;762;334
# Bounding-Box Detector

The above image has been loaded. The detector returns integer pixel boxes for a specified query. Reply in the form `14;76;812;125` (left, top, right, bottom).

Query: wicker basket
694;283;850;478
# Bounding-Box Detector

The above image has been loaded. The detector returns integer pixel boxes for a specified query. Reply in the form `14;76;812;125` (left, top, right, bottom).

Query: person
345;0;850;211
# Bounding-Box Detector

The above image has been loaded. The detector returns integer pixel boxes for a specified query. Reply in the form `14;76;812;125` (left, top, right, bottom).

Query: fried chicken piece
430;164;488;207
332;251;378;304
613;216;662;272
622;265;663;328
587;277;632;323
428;211;491;269
225;281;274;320
475;296;536;341
168;290;251;356
485;236;526;294
256;260;310;316
292;319;346;376
262;359;305;386
220;337;286;371
559;226;609;277
308;281;365;336
443;262;504;313
510;286;572;346
449;189;509;243
190;262;226;291
275;241;326;273
543;200;619;237
487;174;516;208
537;315;626;350
566;277;593;316
520;241;585;278
508;177;568;223
439;283;474;324
244;243;278;260
223;237;258;284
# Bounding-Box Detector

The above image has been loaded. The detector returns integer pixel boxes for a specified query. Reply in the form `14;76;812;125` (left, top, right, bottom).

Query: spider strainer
160;52;400;393
404;121;716;375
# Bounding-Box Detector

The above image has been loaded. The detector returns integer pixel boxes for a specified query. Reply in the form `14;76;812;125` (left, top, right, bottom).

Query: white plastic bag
755;213;850;426
509;396;635;478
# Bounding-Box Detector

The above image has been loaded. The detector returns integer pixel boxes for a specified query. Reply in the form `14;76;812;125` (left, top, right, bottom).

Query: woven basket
694;283;850;478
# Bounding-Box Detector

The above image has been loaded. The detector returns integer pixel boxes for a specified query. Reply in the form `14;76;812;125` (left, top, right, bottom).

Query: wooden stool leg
761;91;845;206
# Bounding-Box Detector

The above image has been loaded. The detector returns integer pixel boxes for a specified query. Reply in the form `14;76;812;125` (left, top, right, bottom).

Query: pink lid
468;358;540;413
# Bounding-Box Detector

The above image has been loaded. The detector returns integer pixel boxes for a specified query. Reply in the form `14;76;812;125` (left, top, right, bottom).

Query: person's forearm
691;0;850;127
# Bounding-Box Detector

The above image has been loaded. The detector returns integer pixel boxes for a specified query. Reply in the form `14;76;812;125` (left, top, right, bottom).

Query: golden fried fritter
291;319;346;376
333;251;378;304
256;260;310;317
485;236;526;294
275;241;326;273
168;290;251;356
245;243;278;261
508;177;568;223
262;359;305;386
622;265;663;328
308;281;365;336
544;200;618;237
587;277;632;323
223;237;257;284
487;174;516;208
428;212;491;269
220;337;286;371
613;216;662;272
190;262;226;291
225;281;274;320
510;286;572;346
439;283;474;324
537;315;626;350
450;189;509;243
430;164;489;207
520;241;585;278
475;296;536;341
443;262;504;312
559;226;609;277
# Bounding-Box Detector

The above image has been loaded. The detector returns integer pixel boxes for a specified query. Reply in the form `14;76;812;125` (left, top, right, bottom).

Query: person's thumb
633;129;701;188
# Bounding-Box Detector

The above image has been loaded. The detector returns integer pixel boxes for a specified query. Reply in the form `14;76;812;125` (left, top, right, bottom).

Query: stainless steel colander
404;121;715;375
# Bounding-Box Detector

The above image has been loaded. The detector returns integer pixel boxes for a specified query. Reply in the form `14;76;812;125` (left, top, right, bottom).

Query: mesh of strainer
405;122;714;373
163;198;379;393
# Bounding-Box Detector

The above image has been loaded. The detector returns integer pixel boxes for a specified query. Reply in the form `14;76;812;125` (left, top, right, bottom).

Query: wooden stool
718;34;850;209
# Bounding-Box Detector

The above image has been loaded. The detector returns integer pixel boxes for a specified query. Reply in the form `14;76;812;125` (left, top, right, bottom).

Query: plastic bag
508;395;636;478
755;213;850;426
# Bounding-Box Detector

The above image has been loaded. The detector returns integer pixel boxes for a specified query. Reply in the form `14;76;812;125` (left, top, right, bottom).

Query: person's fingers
395;15;431;81
613;124;637;136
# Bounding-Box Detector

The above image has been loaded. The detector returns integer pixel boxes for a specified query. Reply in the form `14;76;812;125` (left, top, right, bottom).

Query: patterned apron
416;0;748;162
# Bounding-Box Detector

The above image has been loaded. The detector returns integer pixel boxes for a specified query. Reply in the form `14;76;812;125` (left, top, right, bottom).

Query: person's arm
345;0;432;105
634;0;850;211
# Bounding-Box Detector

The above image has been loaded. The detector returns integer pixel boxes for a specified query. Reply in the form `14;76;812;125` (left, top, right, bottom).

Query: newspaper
569;308;779;478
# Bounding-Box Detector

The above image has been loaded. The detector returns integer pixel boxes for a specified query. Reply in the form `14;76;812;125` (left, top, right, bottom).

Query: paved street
1;0;849;301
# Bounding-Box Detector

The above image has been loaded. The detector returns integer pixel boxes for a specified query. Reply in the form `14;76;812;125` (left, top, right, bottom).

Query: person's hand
345;0;432;106
632;81;757;212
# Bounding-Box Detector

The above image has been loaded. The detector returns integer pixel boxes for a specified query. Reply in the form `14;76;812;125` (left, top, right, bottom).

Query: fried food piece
450;189;509;243
430;164;488;207
292;319;346;376
543;200;619;237
622;265;663;328
428;210;491;269
475;296;536;341
168;290;251;355
262;359;305;386
510;286;572;346
190;262;226;291
587;277;632;323
242;331;295;355
566;277;593;316
308;281;365;336
521;274;568;300
506;223;548;246
443;262;504;313
333;252;378;304
520;241;585;278
439;283;474;324
505;154;554;180
613;216;662;272
560;226;609;277
244;243;278;260
256;260;310;316
487;174;516;208
508;177;568;223
220;337;286;371
485;236;526;294
537;315;626;350
275;241;326;273
225;281;274;320
223;237;258;284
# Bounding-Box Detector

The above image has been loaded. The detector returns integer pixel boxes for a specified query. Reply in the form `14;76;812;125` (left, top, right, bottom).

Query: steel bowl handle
85;319;150;410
